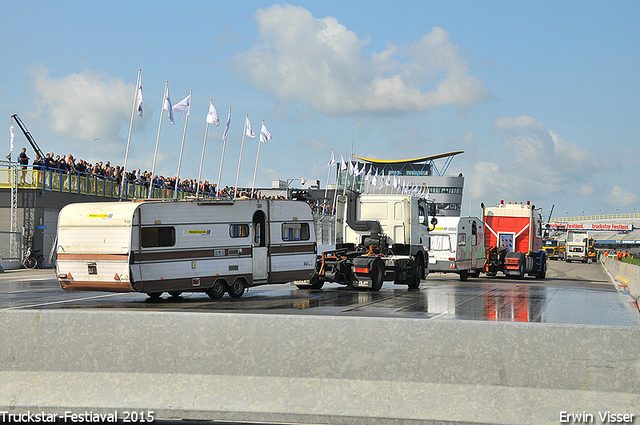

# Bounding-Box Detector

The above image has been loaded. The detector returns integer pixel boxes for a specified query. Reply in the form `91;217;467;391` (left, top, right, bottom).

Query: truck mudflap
353;256;385;291
504;252;525;278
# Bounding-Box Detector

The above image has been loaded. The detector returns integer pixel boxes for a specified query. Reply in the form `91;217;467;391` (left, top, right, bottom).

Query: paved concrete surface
0;260;638;424
1;260;638;326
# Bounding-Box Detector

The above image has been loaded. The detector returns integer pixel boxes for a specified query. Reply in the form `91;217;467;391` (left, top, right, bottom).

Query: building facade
337;151;465;217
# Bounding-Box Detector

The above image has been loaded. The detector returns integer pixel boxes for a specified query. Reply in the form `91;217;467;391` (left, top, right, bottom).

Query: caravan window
229;224;250;238
282;222;310;241
141;227;176;248
471;222;478;246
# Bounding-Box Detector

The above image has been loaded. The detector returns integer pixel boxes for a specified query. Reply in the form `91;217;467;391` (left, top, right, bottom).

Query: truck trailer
428;216;486;281
55;198;317;299
482;200;547;279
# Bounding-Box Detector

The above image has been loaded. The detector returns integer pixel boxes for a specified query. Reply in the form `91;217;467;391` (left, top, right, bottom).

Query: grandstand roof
354;151;464;164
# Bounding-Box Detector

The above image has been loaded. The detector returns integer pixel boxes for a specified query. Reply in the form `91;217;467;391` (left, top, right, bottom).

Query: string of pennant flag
325;149;430;199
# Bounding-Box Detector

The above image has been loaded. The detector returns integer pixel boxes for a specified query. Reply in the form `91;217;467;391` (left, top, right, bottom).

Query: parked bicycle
22;247;45;269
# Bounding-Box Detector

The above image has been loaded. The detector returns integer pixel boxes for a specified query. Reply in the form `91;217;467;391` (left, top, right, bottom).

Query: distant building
341;151;465;217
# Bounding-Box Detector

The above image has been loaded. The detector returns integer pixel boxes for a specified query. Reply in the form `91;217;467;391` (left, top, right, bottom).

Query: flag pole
173;89;192;199
120;69;140;201
233;114;248;198
196;99;212;199
250;120;264;198
149;81;168;198
217;107;231;198
323;150;333;214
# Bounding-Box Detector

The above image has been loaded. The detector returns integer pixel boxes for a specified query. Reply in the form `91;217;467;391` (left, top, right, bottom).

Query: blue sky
2;1;639;219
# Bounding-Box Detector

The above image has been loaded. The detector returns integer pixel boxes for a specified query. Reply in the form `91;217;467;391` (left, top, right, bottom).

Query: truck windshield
430;235;452;251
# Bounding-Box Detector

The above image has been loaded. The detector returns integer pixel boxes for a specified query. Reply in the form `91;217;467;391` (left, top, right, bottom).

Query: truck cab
312;192;434;291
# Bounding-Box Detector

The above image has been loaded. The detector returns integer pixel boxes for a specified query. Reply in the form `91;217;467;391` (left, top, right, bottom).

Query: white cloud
234;4;488;114
606;186;638;207
465;115;606;207
28;66;133;152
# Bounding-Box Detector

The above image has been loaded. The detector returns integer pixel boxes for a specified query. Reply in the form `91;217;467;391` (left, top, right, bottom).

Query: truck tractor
299;192;436;291
481;200;547;279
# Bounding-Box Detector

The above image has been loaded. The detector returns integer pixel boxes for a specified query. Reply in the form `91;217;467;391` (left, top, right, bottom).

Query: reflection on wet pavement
2;262;639;327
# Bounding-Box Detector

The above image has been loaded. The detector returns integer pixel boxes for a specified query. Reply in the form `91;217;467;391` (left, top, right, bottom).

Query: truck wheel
407;261;423;290
296;274;325;290
535;259;547;279
370;258;385;291
228;279;245;298
206;279;226;299
147;292;163;300
459;270;469;282
309;273;325;290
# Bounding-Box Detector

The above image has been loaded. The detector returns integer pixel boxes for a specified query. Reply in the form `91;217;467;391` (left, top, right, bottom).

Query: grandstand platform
550;213;640;253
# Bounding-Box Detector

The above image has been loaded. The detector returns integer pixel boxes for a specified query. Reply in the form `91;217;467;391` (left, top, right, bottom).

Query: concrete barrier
0;309;639;425
602;256;640;309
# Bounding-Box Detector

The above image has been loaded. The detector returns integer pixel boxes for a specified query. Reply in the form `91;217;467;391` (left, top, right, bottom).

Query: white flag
9;124;14;153
222;108;231;141
348;159;354;176
385;173;391;186
206;101;219;126
393;175;398;189
371;170;377;187
327;150;335;168
136;78;143;118
173;93;191;116
245;115;256;138
340;154;347;171
260;122;271;143
365;166;371;181
358;164;366;176
163;86;174;124
425;186;430;199
353;162;359;176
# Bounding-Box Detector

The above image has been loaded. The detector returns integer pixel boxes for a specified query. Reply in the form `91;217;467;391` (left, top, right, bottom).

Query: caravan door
252;210;268;281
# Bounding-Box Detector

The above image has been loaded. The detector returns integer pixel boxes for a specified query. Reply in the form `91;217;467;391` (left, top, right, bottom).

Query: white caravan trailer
428;216;486;281
55;198;317;299
565;229;588;263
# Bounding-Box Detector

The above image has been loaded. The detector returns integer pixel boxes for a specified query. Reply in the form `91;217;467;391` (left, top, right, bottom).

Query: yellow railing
0;166;217;200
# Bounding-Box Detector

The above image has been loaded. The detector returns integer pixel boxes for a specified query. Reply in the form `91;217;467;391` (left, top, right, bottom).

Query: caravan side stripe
57;253;129;261
270;244;316;254
132;248;251;263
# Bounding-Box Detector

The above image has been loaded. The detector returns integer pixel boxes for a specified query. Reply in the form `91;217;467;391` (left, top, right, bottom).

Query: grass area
608;257;640;266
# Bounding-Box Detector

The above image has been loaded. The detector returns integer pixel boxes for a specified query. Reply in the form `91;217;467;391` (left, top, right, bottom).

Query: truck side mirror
431;217;438;226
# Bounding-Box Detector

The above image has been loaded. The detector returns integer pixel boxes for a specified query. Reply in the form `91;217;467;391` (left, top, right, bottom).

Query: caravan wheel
207;279;226;300
228;279;245;298
147;292;163;300
459;270;469;282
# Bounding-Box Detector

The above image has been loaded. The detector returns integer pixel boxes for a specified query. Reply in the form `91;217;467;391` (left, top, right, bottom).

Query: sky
1;1;639;219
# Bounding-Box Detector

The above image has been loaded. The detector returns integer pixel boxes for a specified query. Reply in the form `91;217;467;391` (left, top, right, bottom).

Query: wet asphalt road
1;260;638;326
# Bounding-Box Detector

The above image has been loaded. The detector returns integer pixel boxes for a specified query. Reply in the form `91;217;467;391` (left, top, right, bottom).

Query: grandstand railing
0;165;218;200
552;213;640;223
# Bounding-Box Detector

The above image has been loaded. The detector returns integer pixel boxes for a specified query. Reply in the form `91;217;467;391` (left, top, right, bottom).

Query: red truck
481;200;547;279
